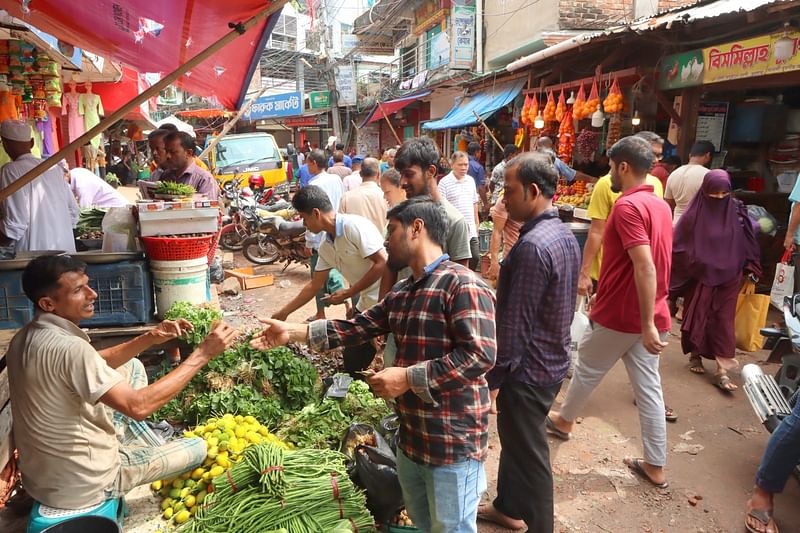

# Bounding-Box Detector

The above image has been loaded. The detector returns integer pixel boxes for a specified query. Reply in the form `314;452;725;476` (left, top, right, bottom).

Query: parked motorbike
743;294;800;432
241;215;310;267
219;180;293;251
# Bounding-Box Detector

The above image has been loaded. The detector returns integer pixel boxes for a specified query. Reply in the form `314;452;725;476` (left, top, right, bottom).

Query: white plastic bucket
151;258;209;318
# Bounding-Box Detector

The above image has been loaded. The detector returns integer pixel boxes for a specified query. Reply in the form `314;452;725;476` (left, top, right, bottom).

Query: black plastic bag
209;257;224;284
354;443;404;525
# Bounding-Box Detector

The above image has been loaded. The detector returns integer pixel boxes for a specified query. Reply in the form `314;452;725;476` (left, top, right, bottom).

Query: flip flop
623;457;669;489
715;373;738;392
689;356;705;374
545;415;571;440
745;508;779;533
664;406;678;423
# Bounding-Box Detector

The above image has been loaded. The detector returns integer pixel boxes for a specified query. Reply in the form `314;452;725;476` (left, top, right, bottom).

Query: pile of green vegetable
155;181;196;196
75;207;107;238
276;380;391;449
183;443;375;533
155;301;391;450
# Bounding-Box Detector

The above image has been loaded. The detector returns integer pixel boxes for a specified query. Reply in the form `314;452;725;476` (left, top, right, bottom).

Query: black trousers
494;380;562;533
469;236;480;271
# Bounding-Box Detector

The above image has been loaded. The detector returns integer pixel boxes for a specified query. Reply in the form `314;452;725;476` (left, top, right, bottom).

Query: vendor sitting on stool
5;254;238;510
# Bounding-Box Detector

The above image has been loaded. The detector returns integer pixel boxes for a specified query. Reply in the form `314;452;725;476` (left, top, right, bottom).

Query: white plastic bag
771;250;795;310
102;206;138;252
570;296;590;371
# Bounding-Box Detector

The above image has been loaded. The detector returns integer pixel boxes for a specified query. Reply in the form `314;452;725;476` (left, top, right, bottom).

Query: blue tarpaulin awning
422;78;526;130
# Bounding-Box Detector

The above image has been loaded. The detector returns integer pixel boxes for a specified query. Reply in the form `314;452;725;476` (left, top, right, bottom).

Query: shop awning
422;78;526;131
0;0;282;110
177;109;233;119
360;90;432;127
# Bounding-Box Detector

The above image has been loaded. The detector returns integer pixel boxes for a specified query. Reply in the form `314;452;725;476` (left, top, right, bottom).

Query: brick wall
559;0;697;30
559;0;634;30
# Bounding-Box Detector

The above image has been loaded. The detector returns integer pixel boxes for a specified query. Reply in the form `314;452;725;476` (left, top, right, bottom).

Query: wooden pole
378;102;402;145
472;111;503;151
0;1;286;203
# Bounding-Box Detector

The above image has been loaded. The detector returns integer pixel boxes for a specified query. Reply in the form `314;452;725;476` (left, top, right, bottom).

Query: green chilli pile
183;442;376;533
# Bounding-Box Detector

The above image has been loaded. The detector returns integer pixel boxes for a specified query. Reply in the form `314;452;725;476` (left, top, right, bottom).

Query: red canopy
92;67;155;122
0;0;281;110
361;90;431;127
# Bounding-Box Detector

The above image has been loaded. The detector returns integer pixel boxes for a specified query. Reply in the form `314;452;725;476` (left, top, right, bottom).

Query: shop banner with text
659;30;800;90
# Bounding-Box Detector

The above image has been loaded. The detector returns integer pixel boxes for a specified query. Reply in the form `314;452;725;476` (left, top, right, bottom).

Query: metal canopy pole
0;1;286;203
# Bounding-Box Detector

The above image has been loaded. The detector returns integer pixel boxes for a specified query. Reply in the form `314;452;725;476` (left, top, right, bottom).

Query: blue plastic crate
81;261;154;328
0;269;35;329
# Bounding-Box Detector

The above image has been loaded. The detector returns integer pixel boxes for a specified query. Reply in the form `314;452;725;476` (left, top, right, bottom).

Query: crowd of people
2;114;799;533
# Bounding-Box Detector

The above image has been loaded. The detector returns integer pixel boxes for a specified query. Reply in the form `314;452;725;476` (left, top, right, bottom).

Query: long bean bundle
186;443;376;533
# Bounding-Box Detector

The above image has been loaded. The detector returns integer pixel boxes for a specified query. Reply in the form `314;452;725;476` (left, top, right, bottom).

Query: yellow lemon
209;465;225;477
183;495;196;508
150;480;162;492
161;498;174;511
244;415;256;424
206;437;219;448
191;468;205;480
180;487;190;499
207;446;219;460
234;415;244;423
234;427;246;439
162;507;174;520
216;456;230;469
175;509;191;524
168;488;182;500
193;424;205;434
258;427;270;437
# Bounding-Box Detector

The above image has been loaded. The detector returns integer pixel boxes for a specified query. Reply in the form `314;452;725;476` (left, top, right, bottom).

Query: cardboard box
224;267;274;290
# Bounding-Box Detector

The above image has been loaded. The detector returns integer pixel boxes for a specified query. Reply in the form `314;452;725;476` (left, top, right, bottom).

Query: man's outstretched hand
148;319;194;344
250;317;294;350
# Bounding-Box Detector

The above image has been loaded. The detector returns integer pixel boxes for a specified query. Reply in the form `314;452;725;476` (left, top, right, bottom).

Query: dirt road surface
3;252;799;533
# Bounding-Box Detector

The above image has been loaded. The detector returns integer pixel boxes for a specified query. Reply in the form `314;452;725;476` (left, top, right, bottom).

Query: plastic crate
81;261;154;328
0;269;35;330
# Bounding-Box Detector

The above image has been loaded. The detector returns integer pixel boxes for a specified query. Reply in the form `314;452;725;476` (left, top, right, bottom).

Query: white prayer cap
0;120;32;142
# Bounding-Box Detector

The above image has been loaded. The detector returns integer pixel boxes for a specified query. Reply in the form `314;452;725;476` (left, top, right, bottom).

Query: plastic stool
27;497;126;533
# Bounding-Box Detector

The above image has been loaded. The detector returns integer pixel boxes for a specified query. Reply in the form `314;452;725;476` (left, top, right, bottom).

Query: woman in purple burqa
670;169;761;391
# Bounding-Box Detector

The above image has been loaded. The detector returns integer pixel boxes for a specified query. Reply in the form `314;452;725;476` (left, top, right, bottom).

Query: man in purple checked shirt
478;152;580;533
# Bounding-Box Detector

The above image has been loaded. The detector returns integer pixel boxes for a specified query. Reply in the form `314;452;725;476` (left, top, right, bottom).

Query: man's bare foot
746;487;778;533
477;503;525;530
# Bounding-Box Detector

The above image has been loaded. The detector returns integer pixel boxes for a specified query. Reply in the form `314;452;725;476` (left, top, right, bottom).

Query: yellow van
208;132;288;188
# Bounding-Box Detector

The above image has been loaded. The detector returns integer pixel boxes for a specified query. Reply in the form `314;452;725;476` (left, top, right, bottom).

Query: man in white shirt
64;163;128;208
305;149;347;321
272;185;387;374
340;157;387;234
0;119;79;252
438;151;480;270
664;140;714;224
343;156;363;192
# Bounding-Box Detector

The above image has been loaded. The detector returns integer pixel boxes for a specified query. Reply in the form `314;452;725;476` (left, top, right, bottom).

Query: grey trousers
559;323;668;466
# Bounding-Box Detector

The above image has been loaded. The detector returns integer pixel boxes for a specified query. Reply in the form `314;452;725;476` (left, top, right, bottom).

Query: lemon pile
151;413;288;525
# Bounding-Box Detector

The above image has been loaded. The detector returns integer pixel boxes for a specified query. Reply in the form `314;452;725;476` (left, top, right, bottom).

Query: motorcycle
743;294;800;432
218;180;293;251
241;215;311;267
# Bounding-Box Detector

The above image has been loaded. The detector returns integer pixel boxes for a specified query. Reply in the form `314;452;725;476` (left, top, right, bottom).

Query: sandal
665;406;678;423
623;457;669;489
715;372;738;392
745;508;779;533
545;415;571;440
689;356;705;374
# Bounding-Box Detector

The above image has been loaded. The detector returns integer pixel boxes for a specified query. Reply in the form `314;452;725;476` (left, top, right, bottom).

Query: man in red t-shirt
547;136;674;489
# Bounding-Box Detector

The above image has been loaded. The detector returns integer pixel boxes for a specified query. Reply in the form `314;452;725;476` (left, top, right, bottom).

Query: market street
103;257;800;533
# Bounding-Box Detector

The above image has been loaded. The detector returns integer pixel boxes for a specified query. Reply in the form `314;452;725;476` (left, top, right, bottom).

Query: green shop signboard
309;91;331;110
659;50;705;90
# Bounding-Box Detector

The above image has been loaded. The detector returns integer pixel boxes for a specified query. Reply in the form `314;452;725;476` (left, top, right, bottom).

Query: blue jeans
756;398;800;493
396;449;486;533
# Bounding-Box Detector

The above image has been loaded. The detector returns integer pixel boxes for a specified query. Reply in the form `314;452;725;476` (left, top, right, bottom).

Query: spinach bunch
164;302;222;347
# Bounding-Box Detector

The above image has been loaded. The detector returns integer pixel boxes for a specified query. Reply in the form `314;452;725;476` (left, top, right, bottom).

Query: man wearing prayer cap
0;119;79;252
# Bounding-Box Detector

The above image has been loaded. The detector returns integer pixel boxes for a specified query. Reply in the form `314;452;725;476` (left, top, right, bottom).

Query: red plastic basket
141;234;214;261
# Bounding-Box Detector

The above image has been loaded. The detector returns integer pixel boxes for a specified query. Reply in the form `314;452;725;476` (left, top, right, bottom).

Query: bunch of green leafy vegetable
275;379;391;448
105;173;121;187
163;301;222;347
155;181;196;196
75;208;108;234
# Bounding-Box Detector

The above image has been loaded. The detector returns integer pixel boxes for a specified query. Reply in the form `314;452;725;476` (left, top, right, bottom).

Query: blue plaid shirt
487;210;580;389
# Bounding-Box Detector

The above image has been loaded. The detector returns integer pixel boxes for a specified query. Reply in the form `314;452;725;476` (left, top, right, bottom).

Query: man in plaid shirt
252;197;497;533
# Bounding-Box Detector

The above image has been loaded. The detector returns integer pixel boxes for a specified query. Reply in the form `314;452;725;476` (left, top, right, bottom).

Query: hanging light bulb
591;104;605;128
534;110;545;129
631;111;641;126
566;91;576;105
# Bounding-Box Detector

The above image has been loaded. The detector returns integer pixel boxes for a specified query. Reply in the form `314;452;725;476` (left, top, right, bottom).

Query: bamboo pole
0;1;286;203
378;102;402;145
472;111;504;151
